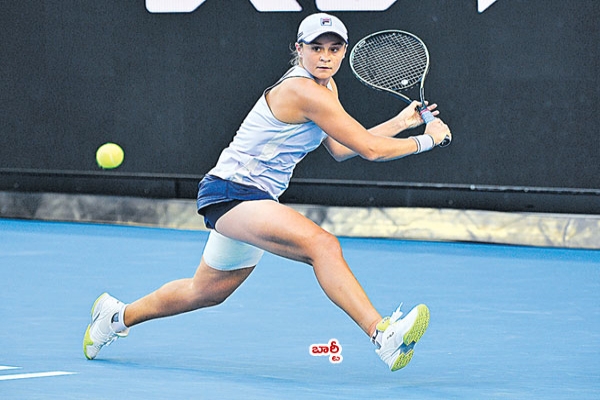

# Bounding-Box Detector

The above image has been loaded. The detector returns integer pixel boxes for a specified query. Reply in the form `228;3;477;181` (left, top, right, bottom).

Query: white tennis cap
297;13;348;44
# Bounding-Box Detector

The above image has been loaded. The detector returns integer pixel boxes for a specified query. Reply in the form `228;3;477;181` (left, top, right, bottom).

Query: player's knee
190;285;229;308
306;230;343;264
187;278;231;308
204;293;229;307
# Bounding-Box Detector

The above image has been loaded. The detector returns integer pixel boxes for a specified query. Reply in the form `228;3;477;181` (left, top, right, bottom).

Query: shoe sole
391;304;430;371
83;325;94;360
82;293;108;360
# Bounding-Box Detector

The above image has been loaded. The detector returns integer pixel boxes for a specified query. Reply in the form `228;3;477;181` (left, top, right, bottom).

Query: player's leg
216;199;430;371
84;231;259;360
122;259;254;327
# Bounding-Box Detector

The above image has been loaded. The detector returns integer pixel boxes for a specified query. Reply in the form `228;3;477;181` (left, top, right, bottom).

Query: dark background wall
1;0;598;213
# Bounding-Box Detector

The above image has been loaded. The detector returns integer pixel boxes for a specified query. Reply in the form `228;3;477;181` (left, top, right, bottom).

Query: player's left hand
399;101;439;129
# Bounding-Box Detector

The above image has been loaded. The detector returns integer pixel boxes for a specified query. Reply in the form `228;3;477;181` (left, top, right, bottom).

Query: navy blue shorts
197;175;275;229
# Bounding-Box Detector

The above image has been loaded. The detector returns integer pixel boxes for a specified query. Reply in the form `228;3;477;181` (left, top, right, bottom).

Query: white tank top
207;66;329;199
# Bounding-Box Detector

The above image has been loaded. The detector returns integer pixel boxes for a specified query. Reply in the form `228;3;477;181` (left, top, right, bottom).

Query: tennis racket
349;30;451;147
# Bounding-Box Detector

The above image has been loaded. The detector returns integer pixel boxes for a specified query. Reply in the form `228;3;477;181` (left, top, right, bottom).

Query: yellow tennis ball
96;143;124;169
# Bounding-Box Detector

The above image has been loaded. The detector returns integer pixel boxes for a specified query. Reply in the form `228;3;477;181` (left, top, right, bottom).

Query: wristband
411;134;435;154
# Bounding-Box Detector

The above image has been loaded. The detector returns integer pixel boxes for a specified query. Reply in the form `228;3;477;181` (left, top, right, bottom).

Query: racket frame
350;30;429;105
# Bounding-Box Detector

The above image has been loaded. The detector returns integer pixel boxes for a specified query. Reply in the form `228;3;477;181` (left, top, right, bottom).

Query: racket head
349;30;430;104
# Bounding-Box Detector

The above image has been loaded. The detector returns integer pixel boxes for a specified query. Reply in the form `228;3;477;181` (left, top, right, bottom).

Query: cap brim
300;31;347;43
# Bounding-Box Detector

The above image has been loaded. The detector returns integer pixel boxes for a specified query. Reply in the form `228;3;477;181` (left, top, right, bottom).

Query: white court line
0;366;21;371
0;371;76;381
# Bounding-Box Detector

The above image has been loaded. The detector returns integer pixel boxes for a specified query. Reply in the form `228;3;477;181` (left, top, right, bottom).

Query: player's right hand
424;118;451;146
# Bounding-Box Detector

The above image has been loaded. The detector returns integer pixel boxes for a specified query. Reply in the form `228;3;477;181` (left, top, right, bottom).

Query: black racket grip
438;136;451;147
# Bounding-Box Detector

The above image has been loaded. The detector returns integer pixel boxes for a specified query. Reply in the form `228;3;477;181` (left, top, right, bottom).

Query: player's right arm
325;100;446;161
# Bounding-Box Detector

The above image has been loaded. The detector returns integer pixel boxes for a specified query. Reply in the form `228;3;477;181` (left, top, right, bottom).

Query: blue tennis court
1;218;599;399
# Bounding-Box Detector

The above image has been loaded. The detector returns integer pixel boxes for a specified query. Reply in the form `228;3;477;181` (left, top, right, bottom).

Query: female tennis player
84;13;452;372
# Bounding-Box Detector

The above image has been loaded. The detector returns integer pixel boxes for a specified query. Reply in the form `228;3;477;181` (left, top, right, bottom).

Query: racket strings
351;32;428;91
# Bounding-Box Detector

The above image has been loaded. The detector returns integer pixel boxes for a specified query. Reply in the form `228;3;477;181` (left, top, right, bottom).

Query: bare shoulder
267;77;338;123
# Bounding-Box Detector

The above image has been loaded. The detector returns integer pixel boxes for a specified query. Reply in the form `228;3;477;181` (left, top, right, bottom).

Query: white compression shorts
202;230;264;271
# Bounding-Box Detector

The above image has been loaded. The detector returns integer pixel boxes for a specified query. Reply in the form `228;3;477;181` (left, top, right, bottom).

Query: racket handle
419;108;435;124
438;136;451;147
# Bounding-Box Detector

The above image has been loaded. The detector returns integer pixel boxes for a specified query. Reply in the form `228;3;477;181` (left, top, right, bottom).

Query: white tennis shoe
375;304;430;371
83;293;129;360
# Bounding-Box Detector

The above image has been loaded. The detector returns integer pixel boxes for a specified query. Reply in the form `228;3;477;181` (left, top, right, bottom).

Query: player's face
297;33;347;85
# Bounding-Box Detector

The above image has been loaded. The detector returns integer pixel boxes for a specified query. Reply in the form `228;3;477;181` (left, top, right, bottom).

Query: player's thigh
214;200;340;264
